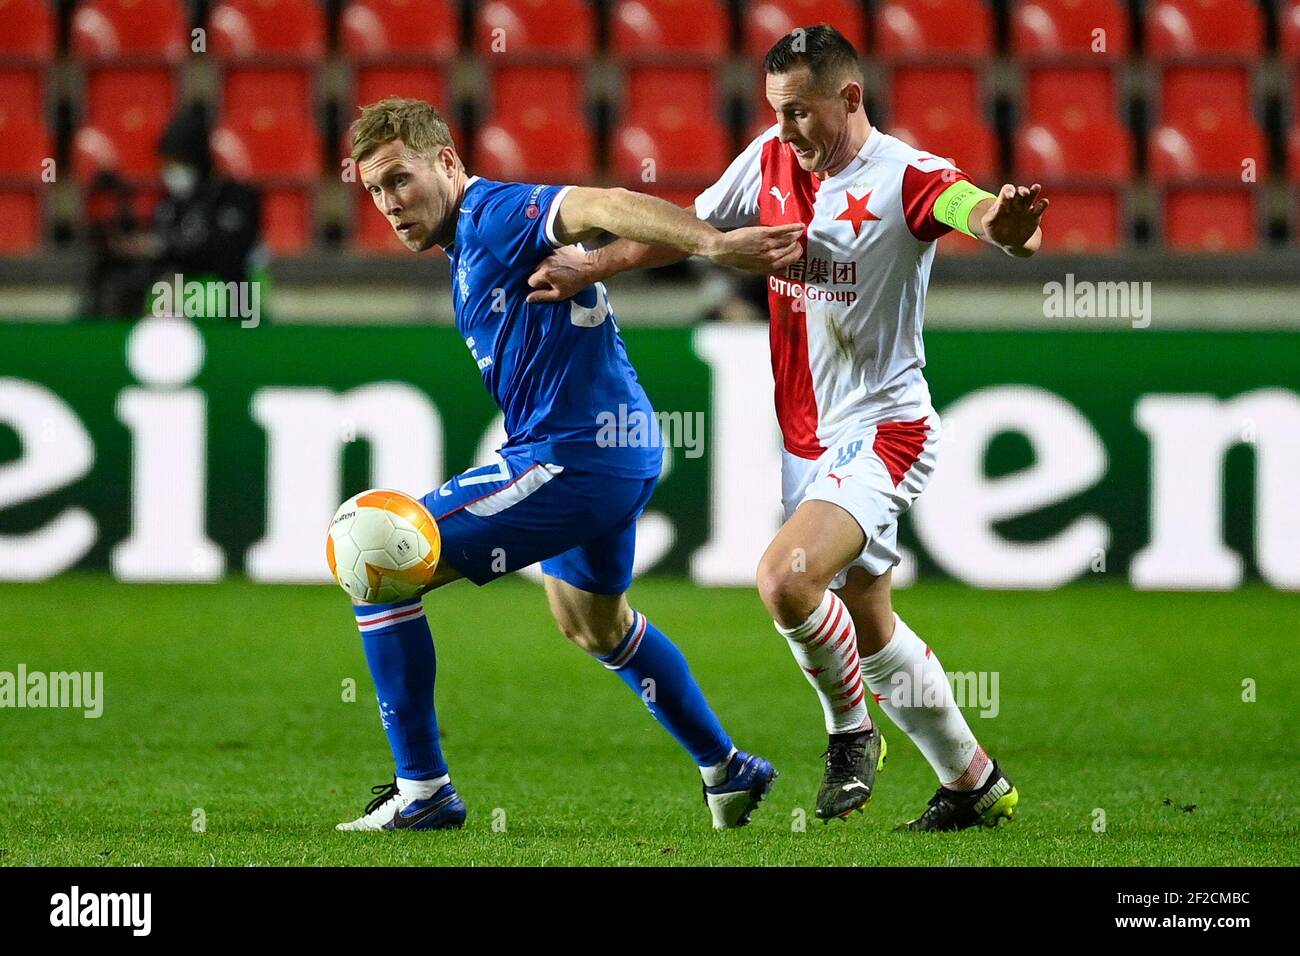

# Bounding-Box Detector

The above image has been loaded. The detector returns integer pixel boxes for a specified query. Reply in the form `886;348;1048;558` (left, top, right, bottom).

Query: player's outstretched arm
552;186;803;274
969;183;1049;257
527;233;687;303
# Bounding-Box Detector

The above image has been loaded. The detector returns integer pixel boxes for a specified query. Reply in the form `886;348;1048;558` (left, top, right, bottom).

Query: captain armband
932;180;998;239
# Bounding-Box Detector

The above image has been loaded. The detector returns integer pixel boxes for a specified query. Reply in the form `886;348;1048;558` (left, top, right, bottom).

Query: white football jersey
695;125;972;460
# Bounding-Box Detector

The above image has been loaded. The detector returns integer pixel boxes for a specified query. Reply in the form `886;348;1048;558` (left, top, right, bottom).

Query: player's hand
526;246;599;303
708;223;805;273
981;183;1049;257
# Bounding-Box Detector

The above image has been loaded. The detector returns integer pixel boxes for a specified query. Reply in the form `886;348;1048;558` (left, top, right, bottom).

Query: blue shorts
420;452;657;595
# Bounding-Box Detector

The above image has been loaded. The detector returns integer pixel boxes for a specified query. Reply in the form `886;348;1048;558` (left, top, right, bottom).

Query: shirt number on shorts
831;440;863;469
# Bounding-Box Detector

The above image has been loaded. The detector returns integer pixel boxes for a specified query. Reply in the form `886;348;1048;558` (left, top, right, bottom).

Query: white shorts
781;412;941;587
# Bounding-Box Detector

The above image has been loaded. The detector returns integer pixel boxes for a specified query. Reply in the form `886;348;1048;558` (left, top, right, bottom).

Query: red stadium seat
0;66;43;115
1023;66;1117;126
0;98;52;177
888;67;995;180
1158;66;1252;122
1015;67;1131;182
355;65;450;112
624;66;718;118
476;0;596;57
876;0;993;58
488;65;586;119
1036;188;1123;252
744;0;867;58
889;67;981;122
1163;188;1256;251
0;0;55;58
71;0;189;61
1145;0;1262;59
0;189;40;252
341;0;459;58
260;188;312;254
473;113;594;181
613;110;730;182
209;0;326;59
1011;0;1130;57
1284;1;1300;58
611;0;729;57
1150;66;1265;181
73;66;176;180
212;109;322;179
221;67;314;120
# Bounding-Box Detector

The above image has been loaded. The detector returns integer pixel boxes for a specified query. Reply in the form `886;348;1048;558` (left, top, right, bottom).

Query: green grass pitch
1;576;1296;866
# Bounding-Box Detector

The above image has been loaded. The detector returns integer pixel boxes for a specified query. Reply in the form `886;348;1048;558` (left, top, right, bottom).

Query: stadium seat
875;0;993;58
624;66;718;119
1145;0;1263;59
71;0;189;61
0;189;40;252
355;65;450;112
260;188;312;254
744;0;867;58
889;67;981;122
1163;188;1256;251
476;0;596;57
0;0;55;58
1284;1;1300;58
488;65;586;119
1015;67;1131;182
0;96;52;177
73;66;176;180
1150;67;1265;181
1011;0;1130;57
1036;188;1123;251
340;0;459;58
0;66;43;115
473;113;595;181
221;67;314;121
611;0;729;57
209;0;326;59
212;108;322;180
612;109;730;183
888;67;996;179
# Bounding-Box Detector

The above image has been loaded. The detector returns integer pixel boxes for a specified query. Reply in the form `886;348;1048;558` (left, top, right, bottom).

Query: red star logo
834;190;880;236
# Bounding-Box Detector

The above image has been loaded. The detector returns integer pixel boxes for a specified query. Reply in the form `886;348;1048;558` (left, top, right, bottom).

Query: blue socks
353;600;447;781
599;610;734;767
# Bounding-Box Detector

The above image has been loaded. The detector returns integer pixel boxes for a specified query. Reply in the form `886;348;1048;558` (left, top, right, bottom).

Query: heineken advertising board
0;318;1296;589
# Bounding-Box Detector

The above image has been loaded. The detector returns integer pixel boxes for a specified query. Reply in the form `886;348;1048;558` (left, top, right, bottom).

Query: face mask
162;164;199;199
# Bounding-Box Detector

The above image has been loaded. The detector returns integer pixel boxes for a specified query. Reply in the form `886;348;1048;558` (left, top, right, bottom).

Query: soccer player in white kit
527;25;1049;831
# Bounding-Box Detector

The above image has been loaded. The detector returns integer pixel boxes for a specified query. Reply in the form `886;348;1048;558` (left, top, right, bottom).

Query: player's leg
540;482;776;829
336;562;467;831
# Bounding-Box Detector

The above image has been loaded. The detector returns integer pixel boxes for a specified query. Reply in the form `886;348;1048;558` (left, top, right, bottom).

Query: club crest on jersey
835;190;880;236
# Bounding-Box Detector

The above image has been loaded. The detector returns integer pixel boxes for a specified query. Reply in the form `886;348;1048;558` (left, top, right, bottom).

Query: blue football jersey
445;177;661;479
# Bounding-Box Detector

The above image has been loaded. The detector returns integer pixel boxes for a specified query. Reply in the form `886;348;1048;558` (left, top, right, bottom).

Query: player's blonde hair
350;97;456;164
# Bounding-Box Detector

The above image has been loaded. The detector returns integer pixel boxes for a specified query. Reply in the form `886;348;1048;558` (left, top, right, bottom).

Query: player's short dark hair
763;24;864;93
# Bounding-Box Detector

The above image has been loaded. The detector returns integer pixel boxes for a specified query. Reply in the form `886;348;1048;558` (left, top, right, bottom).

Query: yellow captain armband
933;180;998;239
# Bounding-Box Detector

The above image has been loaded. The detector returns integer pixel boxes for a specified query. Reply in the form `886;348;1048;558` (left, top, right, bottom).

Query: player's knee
550;607;628;656
756;551;823;627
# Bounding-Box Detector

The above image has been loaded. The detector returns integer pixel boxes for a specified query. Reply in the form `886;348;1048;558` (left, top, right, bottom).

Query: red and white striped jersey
695;125;971;459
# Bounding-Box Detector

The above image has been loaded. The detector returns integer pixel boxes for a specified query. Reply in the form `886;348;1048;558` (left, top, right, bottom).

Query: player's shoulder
870;130;959;174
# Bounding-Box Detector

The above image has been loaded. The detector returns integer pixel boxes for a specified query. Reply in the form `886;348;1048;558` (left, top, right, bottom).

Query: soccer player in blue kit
335;98;805;831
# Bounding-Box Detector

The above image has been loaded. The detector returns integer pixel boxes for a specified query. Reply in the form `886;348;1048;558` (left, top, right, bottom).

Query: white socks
699;747;739;787
396;774;449;799
775;590;870;734
858;613;990;790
